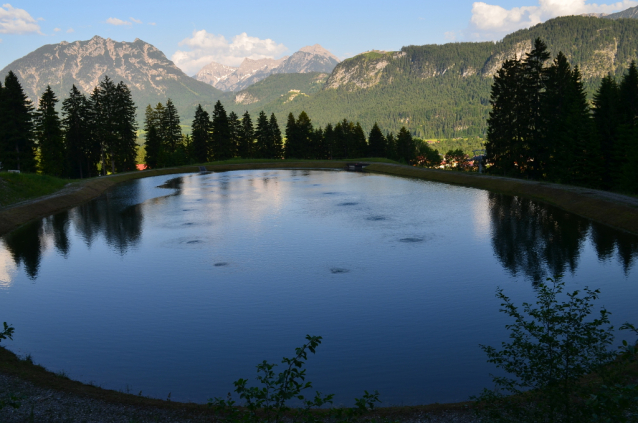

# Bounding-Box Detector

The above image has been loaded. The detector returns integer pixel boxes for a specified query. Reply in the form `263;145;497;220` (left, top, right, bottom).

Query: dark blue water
0;169;636;405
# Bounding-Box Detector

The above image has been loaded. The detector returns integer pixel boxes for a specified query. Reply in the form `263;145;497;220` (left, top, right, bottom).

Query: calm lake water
1;169;637;406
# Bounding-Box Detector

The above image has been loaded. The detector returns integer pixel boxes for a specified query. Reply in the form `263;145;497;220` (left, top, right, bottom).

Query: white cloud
148;22;156;26
106;17;132;26
445;31;457;40
53;27;60;32
0;4;41;34
130;17;142;24
66;28;74;33
172;30;288;74
470;0;638;38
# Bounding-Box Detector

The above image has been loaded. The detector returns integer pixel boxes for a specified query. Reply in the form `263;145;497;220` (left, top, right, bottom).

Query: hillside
220;16;638;138
0;36;228;120
230;72;329;112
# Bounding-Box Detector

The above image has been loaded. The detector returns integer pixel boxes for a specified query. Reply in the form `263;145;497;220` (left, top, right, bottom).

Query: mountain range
2;6;638;139
195;44;339;91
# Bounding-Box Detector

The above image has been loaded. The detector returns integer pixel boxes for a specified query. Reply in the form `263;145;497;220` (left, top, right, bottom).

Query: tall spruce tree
617;62;638;192
254;111;270;159
485;58;524;176
63;85;96;178
368;123;387;158
593;74;621;190
191;105;211;163
269;113;283;159
143;104;162;169
113;81;137;172
285;112;300;159
396;127;416;163
35;86;65;177
312;127;325;159
521;38;551;179
352;123;368;158
238;111;254;158
323;123;335;159
1;71;36;172
229;111;241;160
296;111;313;159
162;99;181;158
567;67;601;187
211;100;232;160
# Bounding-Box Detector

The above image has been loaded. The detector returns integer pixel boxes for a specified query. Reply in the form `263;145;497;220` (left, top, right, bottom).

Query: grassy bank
0;173;71;208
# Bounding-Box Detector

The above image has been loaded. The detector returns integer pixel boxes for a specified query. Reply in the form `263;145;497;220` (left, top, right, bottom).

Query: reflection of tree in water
489;193;638;282
2;181;146;279
590;224;638;274
49;210;70;257
490;193;590;282
74;186;143;255
2;220;44;280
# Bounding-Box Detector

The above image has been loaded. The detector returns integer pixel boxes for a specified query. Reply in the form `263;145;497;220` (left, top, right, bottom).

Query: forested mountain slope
226;16;638;138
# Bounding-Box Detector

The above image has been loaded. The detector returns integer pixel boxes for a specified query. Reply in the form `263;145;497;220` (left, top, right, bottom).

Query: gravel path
0;372;481;423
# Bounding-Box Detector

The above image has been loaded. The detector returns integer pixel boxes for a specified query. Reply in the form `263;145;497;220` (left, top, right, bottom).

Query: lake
0;169;637;406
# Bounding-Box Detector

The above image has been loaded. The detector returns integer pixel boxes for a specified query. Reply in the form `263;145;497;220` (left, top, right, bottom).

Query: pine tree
63;85;97;178
312;127;325;159
285;112;299;159
211;100;232;161
386;132;397;161
254;111;270;159
35;86;65;176
269;113;283;159
296;111;313;159
396;127;416;163
566;67;601;187
352;123;368;158
229;111;241;161
592;74;620;190
162;99;181;157
113;81;137;172
323;123;335;159
191;104;211;163
144;104;162;169
238;111;254;158
486;58;524;176
1;71;36;172
617;61;638;192
521;38;551;178
368;123;387;158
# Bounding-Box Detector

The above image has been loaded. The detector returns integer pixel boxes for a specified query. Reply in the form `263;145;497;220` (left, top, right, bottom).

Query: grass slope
0;173;71;209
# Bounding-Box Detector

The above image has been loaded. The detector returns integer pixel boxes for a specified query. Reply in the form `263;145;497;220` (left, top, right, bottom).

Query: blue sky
2;0;636;74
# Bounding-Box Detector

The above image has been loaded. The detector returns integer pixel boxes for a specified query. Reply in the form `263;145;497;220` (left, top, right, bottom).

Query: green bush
208;335;383;423
474;277;638;423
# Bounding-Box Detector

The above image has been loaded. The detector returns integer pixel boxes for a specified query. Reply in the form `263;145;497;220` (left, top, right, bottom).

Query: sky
1;0;637;75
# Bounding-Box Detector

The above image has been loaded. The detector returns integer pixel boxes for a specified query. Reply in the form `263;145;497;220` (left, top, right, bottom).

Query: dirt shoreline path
2;161;638;237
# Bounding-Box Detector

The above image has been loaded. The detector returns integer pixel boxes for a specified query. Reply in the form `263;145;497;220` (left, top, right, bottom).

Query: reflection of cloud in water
0;248;16;288
471;191;491;240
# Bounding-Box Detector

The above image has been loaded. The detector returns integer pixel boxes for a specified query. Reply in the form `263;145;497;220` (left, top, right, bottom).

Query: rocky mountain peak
195;45;340;92
299;44;339;62
0;36;223;119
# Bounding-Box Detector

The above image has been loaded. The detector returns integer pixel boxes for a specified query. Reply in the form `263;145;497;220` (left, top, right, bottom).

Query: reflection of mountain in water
489;193;638;282
1;179;156;279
